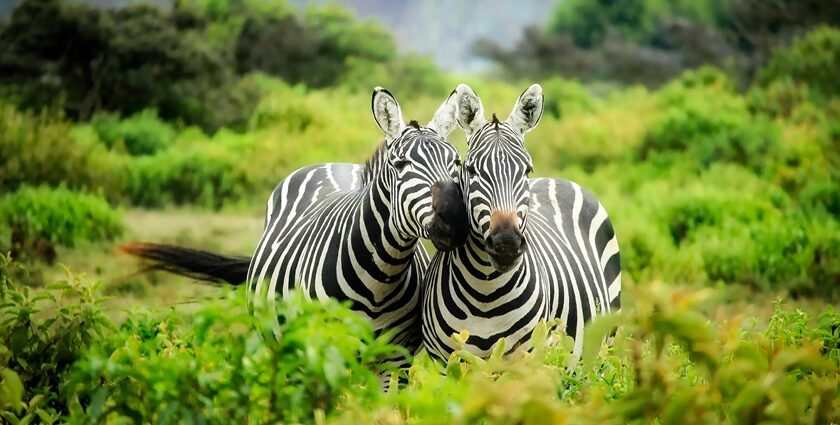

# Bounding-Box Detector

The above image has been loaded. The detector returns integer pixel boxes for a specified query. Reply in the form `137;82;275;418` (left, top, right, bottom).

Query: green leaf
17;412;33;425
86;387;109;421
489;338;507;362
26;394;44;410
1;411;20;425
0;369;24;412
582;313;621;370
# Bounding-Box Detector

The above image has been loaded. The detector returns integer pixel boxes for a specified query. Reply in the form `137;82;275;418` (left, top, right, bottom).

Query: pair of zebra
123;83;621;367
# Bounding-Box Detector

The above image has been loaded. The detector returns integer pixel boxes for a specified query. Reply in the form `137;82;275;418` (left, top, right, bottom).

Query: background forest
1;0;839;423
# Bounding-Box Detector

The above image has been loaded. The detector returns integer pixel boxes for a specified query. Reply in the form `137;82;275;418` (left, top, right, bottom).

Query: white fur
371;87;406;143
453;84;486;139
506;84;544;134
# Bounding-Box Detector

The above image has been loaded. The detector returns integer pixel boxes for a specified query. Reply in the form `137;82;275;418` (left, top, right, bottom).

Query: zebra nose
485;229;526;257
429;181;468;251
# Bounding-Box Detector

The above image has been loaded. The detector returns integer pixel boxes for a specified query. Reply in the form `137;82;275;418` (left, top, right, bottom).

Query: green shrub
1;256;838;424
341;54;451;97
338;283;840;424
0;104;127;196
0;254;112;423
540;77;597;119
758;26;840;102
639;78;779;171
92;110;175;156
126;143;253;209
248;81;319;132
0;186;123;262
684;212;840;297
67;292;399;423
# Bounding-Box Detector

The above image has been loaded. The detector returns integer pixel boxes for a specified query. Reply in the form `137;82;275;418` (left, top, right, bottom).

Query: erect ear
453;83;485;140
426;89;459;138
371;86;405;143
506;84;544;134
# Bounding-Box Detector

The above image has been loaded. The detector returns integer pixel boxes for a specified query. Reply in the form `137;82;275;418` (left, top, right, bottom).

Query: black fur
120;242;250;285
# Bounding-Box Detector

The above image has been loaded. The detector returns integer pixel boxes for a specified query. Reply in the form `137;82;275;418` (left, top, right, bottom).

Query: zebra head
371;87;468;251
453;83;544;272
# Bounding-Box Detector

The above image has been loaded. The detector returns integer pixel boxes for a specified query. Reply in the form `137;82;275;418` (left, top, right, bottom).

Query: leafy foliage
639;70;778;171
1;257;838;424
0;0;421;129
91;110;175;156
0;186;123;262
0;254;112;424
757;25;840;102
476;0;840;86
0;103;126;196
338;283;839;424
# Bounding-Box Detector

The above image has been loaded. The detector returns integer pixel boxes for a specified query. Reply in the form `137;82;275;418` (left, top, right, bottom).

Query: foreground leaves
1;255;838;424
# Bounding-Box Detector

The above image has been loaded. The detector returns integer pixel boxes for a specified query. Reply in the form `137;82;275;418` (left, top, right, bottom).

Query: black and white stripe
422;84;621;362
247;87;465;354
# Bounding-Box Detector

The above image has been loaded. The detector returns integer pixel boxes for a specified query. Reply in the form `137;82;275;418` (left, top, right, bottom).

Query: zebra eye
465;163;476;175
525;165;534;176
393;159;411;171
454;158;462;167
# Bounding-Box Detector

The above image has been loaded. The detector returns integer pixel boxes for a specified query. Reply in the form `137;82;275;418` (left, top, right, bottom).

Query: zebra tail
119;242;251;285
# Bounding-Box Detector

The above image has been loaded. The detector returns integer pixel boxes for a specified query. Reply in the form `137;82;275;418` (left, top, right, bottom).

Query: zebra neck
346;175;418;282
456;235;527;285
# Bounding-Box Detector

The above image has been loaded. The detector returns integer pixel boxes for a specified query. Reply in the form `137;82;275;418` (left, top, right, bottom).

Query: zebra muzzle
485;228;527;271
428;181;469;251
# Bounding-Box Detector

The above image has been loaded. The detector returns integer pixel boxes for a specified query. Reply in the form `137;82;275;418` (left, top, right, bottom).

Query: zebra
421;84;621;363
123;86;469;359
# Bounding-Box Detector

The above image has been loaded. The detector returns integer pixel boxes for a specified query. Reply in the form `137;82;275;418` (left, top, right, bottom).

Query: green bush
0;186;123;262
341;54;451;97
0;104;127;196
67;291;399;423
639;76;778;171
0;255;112;423
540;77;596;119
758;26;840;102
338;283;840;424
92;110;175;156
1;257;838;424
126;143;254;209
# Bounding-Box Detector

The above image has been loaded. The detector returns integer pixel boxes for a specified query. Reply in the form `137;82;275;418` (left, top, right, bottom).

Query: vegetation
0;0;438;131
0;257;838;423
0;187;123;263
476;0;840;86
1;0;839;423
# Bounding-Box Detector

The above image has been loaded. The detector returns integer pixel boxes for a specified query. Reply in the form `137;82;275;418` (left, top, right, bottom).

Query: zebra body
422;84;621;361
424;178;620;359
248;160;430;348
247;88;467;353
122;87;469;360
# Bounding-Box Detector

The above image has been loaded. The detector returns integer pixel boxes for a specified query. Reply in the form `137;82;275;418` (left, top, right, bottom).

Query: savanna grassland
1;0;839;423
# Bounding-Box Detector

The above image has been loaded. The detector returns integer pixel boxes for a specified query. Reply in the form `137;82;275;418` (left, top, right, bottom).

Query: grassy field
29;207;832;329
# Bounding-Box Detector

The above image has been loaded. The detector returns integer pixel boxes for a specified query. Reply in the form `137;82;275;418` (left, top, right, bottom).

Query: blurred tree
0;0;227;125
300;5;396;87
0;0;400;128
476;0;840;87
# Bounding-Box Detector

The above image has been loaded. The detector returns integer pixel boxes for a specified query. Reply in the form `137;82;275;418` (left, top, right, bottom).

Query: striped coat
422;84;621;362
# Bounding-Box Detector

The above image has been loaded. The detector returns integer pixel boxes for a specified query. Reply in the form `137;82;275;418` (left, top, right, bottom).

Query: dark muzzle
485;228;526;272
428;181;468;251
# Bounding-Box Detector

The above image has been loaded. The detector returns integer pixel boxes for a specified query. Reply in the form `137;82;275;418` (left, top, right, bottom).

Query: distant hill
1;0;555;71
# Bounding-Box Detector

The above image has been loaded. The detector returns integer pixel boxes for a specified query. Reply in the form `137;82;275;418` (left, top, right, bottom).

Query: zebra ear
426;89;459;137
506;84;544;134
453;83;485;140
371;87;405;142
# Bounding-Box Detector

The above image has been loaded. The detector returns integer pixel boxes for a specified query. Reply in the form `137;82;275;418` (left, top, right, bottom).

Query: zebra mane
361;141;388;185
